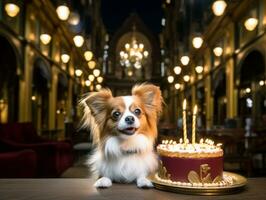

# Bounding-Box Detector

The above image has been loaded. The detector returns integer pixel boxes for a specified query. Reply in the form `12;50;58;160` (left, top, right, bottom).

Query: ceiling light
75;69;83;77
40;34;51;45
180;56;190;66
56;5;70;21
244;18;258;31
73;35;84;47
97;76;103;83
84;51;93;61
212;0;227;16
5;3;20;17
259;80;264;86
85;80;91;87
183;75;190;82
93;69;101;77
96;84;102;91
245;88;251;93
167;75;174;83
192;37;203;49
88;60;96;69
174;66;182;75
68;12;80;25
175;83;181;90
195;65;204;74
88;74;95;81
61;54;70;63
213;47;223;57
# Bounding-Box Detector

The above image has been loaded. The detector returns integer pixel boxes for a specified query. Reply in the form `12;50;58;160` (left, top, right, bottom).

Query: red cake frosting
157;139;224;185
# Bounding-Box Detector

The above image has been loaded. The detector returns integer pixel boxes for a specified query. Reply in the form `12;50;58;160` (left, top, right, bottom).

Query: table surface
0;178;266;200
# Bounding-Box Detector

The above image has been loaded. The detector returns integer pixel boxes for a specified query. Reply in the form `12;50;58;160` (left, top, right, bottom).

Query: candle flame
183;99;187;110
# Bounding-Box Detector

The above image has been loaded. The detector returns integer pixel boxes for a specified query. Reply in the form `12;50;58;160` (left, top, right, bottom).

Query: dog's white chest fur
89;134;158;183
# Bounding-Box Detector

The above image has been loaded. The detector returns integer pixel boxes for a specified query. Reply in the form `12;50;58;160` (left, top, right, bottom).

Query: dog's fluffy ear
80;89;113;143
132;83;162;116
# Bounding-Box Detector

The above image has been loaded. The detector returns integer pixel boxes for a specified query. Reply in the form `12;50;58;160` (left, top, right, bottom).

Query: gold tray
150;171;247;195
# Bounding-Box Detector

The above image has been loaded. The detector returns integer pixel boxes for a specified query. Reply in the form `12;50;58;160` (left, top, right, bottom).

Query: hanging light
73;35;84;47
175;83;181;90
183;75;190;82
212;0;227;16
5;3;20;17
245;87;251;93
84;51;93;61
195;65;204;74
88;60;96;69
174;66;182;75
167;75;174;83
85;80;91;87
244;18;258;31
75;69;83;77
61;54;70;63
192;37;203;49
180;56;190;66
259;80;265;86
143;51;149;57
96;84;102;91
97;76;103;83
56;5;70;21
40;34;51;45
213;47;223;57
93;69;101;77
88;74;95;81
68;12;80;25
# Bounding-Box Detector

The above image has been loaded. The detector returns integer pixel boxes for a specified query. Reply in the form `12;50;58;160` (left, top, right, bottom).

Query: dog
80;83;162;188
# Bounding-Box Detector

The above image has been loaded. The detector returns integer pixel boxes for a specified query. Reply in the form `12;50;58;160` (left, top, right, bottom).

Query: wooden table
0;178;266;200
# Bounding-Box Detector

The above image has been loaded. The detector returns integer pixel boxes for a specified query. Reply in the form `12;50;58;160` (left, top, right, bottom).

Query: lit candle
182;99;187;144
192;105;198;145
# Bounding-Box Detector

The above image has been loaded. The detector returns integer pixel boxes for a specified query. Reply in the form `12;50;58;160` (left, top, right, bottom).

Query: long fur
80;83;162;186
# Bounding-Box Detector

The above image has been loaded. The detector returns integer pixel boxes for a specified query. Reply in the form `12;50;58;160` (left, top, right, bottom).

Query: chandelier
119;26;149;69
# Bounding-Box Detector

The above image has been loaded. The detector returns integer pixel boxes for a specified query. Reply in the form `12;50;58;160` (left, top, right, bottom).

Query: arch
33;57;51;91
57;73;68;101
0;35;19;122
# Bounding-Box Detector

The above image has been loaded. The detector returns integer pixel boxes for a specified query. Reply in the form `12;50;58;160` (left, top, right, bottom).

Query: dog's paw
94;177;112;188
136;177;153;188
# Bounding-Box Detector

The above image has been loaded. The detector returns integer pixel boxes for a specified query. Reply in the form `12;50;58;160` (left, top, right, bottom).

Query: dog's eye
134;108;141;116
112;111;121;120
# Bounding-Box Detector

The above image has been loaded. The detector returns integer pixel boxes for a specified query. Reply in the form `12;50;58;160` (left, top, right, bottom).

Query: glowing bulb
40;34;51;45
61;54;70;63
167;75;174;83
88;60;96;69
180;56;190;65
31;96;36;101
56;5;70;21
213;47;223;57
195;65;204;74
183;75;190;82
175;83;181;90
192;37;203;49
139;43;144;49
73;35;84;47
75;69;83;77
125;43;130;49
93;69;101;77
143;51;149;57
88;74;95;81
244;18;258;31
5;3;20;17
97;76;103;83
84;51;93;61
259;80;265;86
212;0;227;16
245;88;251;93
96;84;102;91
68;12;80;25
85;80;91;87
174;66;182;75
128;71;133;76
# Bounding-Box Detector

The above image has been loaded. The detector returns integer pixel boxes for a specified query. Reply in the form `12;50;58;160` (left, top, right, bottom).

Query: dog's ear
132;83;162;115
80;89;113;142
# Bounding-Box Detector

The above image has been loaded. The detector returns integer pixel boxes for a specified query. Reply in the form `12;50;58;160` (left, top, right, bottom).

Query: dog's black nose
125;116;135;125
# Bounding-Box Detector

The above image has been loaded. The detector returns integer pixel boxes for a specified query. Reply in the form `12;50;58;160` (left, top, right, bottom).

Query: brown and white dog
80;83;162;188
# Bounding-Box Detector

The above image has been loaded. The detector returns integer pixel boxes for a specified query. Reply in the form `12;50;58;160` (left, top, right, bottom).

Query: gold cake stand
149;171;247;195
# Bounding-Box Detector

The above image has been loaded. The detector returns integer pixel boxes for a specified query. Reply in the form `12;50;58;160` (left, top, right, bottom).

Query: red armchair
0;150;37;178
0;123;74;177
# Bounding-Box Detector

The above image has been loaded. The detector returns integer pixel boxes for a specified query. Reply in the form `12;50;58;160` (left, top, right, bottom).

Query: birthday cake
155;101;233;187
156;139;232;187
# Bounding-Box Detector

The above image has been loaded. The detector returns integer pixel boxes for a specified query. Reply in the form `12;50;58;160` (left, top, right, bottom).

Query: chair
0;122;74;177
0;150;37;178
